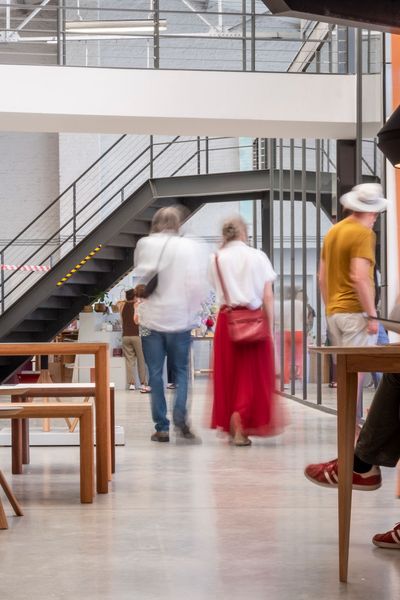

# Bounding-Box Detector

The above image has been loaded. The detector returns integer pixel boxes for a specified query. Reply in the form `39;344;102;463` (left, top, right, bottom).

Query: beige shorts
326;313;378;348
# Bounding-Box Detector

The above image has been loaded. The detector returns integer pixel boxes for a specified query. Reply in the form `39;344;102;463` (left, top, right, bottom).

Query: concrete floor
0;380;399;600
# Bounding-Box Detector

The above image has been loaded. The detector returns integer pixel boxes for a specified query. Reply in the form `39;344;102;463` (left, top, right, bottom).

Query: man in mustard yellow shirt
319;183;387;346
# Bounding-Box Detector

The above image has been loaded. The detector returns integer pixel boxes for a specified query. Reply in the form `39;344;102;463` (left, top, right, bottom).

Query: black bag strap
155;235;173;272
215;253;232;308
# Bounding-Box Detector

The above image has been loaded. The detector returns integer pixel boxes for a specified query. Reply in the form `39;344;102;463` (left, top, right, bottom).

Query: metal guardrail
0;1;382;74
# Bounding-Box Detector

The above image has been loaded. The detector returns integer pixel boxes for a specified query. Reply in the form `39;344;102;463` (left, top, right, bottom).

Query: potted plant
82;303;93;313
93;291;111;313
82;290;110;314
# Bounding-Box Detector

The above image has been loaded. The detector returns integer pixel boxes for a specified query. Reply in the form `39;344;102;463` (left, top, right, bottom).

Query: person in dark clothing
119;288;150;392
305;372;400;549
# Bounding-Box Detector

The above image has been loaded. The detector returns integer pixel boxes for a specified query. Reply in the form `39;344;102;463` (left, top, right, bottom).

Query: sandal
328;382;337;388
232;433;252;447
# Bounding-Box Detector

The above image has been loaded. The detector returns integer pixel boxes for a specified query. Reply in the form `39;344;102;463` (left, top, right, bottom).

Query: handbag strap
215;253;232;308
155;235;173;271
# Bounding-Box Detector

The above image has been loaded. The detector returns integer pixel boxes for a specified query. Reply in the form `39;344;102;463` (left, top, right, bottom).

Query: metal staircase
0;132;283;382
0;133;378;382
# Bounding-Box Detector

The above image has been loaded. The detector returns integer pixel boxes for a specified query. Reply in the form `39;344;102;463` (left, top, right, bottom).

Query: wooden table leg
0;499;8;529
94;346;110;494
11;417;23;475
22;418;30;465
0;470;23;516
337;355;358;583
111;387;115;475
79;410;94;504
12;395;29;466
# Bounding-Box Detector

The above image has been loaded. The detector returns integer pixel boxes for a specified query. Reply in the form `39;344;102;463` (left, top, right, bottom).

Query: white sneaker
128;384;136;391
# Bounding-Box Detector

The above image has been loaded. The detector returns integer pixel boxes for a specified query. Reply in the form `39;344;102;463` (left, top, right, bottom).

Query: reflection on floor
290;382;376;412
0;379;399;600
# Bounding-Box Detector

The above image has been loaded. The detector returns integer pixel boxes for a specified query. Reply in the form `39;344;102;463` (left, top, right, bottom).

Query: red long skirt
211;308;285;437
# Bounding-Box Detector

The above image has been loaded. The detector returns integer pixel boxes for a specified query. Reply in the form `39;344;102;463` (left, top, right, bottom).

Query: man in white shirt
133;207;206;442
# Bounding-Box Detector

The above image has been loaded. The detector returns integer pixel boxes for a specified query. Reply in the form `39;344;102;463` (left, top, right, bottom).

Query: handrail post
0;251;5;314
57;0;66;66
251;0;256;71
242;0;247;71
72;183;77;246
197;137;201;174
205;137;209;174
153;0;160;69
150;135;154;178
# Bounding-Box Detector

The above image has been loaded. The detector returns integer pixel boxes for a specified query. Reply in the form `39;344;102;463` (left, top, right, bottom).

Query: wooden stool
1;403;94;504
0;383;116;475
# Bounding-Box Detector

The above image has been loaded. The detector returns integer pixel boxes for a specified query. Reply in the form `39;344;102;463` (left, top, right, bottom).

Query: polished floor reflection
0;380;399;600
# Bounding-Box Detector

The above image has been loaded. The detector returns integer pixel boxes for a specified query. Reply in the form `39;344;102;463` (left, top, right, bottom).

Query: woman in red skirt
209;216;285;446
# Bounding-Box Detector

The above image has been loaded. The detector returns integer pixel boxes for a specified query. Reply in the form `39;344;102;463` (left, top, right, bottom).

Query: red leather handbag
215;254;269;344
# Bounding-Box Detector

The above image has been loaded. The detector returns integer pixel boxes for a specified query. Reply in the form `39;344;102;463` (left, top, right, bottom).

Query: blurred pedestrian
283;288;304;384
209;215;285;446
118;288;149;393
133;207;206;443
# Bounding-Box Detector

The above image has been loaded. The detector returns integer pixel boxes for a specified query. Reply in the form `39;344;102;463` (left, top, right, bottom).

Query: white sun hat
340;183;388;213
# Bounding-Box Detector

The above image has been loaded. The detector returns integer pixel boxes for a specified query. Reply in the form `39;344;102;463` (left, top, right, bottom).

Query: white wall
0;132;59;246
0;65;381;139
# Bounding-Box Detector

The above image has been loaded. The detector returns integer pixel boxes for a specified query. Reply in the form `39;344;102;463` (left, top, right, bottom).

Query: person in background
369;267;390;389
283;288;304;384
318;183;388;423
166;358;176;390
305;369;400;549
133;206;206;443
119;288;150;393
209;215;285;446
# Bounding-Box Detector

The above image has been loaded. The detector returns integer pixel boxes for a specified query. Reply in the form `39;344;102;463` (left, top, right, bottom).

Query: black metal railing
0;1;382;74
0;135;250;313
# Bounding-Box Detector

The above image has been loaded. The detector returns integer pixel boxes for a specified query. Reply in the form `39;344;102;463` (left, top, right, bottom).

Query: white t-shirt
133;233;207;332
209;241;276;309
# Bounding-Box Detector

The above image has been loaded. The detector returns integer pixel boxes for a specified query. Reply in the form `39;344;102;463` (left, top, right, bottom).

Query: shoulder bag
214;254;269;344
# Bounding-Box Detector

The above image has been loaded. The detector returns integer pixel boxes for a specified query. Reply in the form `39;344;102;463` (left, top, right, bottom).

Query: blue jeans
371;323;390;389
142;329;191;432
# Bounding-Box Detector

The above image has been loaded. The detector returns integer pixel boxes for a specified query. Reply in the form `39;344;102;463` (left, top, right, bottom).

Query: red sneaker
373;523;400;549
304;458;382;491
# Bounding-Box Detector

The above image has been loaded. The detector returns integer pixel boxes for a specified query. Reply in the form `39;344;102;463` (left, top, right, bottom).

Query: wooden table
310;344;400;582
0;343;110;494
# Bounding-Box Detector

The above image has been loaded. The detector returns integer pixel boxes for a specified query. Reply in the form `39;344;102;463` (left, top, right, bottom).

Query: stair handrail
1;136;181;286
1;135;214;308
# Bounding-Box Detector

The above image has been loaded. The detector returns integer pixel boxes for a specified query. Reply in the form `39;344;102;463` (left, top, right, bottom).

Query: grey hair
221;215;248;246
151;207;181;234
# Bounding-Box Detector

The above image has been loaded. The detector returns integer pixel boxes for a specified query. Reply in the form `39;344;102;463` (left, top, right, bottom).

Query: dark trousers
355;372;400;468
